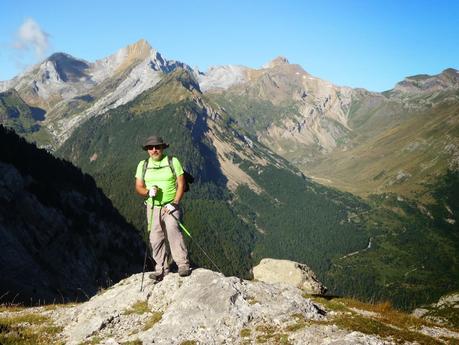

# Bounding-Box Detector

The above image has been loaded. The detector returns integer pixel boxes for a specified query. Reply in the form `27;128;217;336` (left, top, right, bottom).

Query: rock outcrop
3;267;458;344
253;258;327;295
50;269;388;345
412;292;459;327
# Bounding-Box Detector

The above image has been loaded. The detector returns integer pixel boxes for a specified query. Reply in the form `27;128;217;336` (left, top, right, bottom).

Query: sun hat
142;136;169;150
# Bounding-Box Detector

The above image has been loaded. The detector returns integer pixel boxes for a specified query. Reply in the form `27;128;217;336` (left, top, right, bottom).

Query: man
135;135;191;280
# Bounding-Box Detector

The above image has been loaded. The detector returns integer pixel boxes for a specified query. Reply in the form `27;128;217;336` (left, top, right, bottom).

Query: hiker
135;135;191;280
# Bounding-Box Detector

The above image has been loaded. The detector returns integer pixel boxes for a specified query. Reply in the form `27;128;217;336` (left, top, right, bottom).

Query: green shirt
135;155;184;206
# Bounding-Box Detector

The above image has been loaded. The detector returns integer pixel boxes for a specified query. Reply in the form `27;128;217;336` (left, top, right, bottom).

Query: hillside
0;89;50;144
55;67;459;309
0;125;144;304
1;41;457;310
308;87;459;199
56;69;371;293
205;64;459;200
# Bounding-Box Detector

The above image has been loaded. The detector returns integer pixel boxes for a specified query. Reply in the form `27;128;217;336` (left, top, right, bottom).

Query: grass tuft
0;311;63;345
240;328;251;337
123;300;150;315
142;312;162;331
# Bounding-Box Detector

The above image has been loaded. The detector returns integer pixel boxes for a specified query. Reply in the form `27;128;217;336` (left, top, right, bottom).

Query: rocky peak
45;52;91;82
392;68;459;94
196;64;250;92
124;39;152;59
440;68;459;84
262;56;290;69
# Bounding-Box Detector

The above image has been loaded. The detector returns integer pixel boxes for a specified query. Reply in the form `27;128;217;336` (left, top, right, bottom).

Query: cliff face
0;125;144;304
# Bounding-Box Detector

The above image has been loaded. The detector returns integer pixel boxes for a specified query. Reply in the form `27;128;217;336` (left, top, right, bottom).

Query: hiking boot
178;266;191;277
149;271;164;283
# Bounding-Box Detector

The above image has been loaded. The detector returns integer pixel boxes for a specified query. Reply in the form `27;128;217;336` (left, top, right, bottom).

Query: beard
150;152;163;161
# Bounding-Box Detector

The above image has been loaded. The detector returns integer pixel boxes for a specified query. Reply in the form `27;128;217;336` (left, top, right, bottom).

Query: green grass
0;311;63;345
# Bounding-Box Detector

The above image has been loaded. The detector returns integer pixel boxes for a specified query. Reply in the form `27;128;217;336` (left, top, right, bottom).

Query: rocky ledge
2;266;459;344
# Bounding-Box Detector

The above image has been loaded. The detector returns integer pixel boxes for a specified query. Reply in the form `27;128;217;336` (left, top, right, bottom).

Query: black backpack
142;155;194;192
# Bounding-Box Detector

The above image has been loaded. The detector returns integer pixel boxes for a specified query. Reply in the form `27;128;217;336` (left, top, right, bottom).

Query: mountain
0;39;191;148
202;57;354;158
55;67;376;296
203;61;459;199
308;69;459;198
390;68;459;95
0;125;144;304
55;65;459;309
1;40;458;310
201;61;459;307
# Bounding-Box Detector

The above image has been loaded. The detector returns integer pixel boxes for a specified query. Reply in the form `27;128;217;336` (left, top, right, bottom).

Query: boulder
253;258;327;295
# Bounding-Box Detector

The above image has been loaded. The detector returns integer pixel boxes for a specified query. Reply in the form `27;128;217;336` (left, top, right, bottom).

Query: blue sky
1;0;458;91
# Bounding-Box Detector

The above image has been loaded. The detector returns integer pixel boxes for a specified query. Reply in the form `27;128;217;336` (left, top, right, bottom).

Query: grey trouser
146;205;189;274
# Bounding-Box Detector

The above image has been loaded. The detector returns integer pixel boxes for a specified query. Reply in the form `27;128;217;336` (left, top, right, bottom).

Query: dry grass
254;324;291;344
0;304;25;313
307;296;451;345
339;298;436;330
240;328;251;337
142;312;162;331
0;311;63;345
120;340;142;345
123;300;150;315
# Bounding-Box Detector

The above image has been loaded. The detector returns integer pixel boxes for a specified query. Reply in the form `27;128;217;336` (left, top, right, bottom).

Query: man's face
147;145;164;161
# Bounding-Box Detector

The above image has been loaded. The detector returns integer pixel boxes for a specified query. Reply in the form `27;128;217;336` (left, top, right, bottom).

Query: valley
1;40;458;310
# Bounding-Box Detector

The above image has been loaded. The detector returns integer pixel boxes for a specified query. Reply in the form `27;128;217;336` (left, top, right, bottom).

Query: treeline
234;162;369;277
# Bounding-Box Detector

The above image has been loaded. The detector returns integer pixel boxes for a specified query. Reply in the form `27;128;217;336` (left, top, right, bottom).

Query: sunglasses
145;145;164;150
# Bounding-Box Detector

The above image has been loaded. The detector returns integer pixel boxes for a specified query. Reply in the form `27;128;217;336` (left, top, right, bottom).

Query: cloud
13;18;50;60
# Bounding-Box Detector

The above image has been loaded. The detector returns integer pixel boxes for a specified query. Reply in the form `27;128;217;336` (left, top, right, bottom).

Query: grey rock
197;65;250;92
253;258;327;295
61;269;325;344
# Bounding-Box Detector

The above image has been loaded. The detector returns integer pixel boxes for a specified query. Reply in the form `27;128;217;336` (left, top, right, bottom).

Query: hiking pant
146;205;189;274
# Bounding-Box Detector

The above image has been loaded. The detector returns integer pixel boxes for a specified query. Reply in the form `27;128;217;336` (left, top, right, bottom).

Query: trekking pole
140;199;155;292
169;213;223;274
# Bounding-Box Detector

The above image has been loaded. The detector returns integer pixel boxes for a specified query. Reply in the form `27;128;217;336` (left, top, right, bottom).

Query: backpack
142;155;194;192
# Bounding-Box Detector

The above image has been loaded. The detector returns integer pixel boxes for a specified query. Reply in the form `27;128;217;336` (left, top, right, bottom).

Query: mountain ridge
1;40;458;310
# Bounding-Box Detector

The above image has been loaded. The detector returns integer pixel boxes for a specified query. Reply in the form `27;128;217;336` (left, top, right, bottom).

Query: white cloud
13;18;50;60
